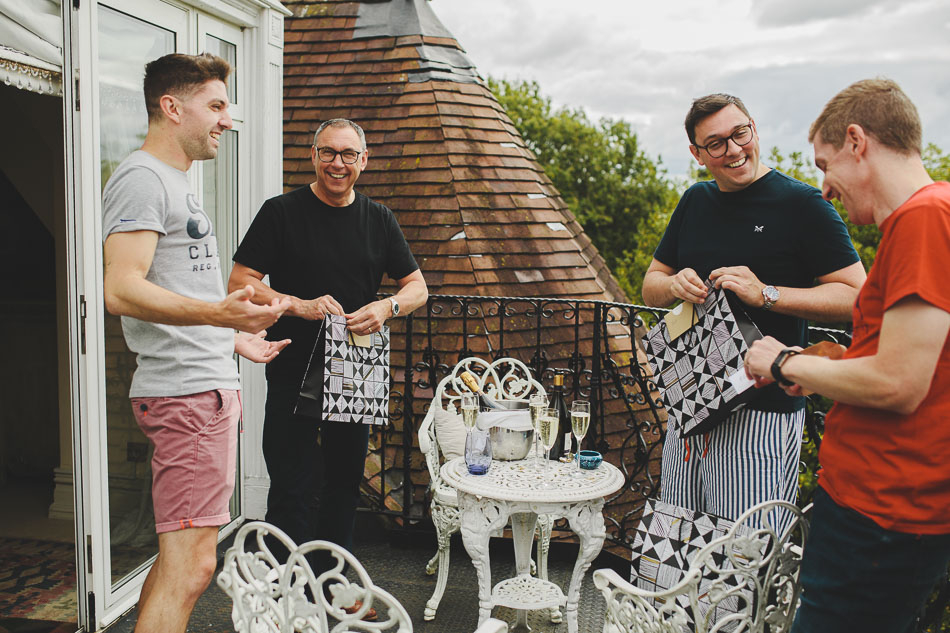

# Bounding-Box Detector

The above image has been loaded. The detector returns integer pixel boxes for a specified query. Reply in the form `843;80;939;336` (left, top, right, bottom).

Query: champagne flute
461;393;478;431
537;407;559;486
570;400;590;476
529;392;548;468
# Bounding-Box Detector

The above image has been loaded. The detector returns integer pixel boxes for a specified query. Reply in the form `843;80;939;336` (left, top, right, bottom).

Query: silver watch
762;285;780;310
389;296;400;316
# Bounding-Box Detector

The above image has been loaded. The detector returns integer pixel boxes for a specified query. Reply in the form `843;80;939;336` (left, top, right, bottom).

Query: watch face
391;298;399;315
764;286;780;302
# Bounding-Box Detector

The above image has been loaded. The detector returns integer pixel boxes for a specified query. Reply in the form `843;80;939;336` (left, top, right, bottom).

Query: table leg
564;500;607;633
508;512;538;632
459;493;510;626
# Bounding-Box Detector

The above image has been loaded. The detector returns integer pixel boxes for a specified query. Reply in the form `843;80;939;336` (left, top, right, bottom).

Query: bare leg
133;526;218;633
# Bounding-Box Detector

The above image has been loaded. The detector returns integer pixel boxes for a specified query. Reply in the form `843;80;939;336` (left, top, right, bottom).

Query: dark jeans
792;487;950;633
261;380;370;562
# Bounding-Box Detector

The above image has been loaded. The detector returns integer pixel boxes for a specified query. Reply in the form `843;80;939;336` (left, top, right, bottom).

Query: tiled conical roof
282;0;627;302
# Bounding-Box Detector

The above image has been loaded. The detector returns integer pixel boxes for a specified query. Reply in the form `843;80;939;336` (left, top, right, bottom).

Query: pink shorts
131;389;241;534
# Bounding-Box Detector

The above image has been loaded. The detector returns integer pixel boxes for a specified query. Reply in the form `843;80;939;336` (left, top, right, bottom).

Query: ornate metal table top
441;457;624;503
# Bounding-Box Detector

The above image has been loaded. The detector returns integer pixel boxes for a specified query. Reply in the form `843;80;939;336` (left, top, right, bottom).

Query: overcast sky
432;0;950;179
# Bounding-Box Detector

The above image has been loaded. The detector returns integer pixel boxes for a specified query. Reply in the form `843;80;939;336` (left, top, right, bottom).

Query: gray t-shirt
102;150;240;397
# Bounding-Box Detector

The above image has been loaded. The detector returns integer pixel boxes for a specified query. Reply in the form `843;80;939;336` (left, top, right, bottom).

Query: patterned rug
0;538;77;624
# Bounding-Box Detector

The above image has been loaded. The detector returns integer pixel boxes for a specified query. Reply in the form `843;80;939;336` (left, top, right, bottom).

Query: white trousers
660;407;806;532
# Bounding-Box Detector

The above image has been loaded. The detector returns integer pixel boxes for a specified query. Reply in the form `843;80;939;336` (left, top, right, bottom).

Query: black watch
770;348;800;387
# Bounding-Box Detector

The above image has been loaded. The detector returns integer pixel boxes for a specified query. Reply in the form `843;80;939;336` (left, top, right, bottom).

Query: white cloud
432;0;950;177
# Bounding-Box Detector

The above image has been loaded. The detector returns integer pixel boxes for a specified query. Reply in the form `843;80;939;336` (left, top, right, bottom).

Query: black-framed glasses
694;122;754;158
315;146;362;164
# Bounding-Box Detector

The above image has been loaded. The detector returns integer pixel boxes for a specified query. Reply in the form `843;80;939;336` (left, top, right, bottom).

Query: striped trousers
660;407;806;533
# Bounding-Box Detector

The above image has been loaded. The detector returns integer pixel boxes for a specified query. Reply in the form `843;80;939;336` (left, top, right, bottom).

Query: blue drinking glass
465;428;493;475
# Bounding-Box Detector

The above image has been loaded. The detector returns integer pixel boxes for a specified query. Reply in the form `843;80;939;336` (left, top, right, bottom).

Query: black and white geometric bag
642;280;762;437
630;499;754;632
295;313;390;425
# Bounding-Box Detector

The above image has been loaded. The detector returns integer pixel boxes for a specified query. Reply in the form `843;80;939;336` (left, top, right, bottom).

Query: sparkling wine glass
570;400;590;476
529;392;548;469
460;393;478;430
537;407;559;486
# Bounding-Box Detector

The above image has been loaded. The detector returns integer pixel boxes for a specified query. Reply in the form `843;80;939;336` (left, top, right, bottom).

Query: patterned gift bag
295;313;390;425
630;499;756;632
642;280;762;437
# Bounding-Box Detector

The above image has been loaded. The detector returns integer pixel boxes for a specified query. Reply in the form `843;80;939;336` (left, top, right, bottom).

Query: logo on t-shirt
186;194;213;240
754;225;764;232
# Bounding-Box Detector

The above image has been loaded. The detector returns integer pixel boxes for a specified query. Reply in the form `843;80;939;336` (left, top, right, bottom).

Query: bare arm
745;297;950;414
710;261;866;322
104;231;289;332
345;269;429;336
641;258;708;307
228;262;345;320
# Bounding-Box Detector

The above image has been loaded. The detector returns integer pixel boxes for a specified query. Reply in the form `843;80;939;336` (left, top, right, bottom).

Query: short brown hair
809;78;922;155
684;94;752;145
143;53;231;122
313;118;367;151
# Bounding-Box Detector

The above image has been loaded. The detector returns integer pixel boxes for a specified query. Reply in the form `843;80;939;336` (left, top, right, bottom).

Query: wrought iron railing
361;293;947;632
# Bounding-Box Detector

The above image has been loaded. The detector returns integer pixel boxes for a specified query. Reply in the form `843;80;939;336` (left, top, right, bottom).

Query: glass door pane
96;0;182;591
198;17;244;523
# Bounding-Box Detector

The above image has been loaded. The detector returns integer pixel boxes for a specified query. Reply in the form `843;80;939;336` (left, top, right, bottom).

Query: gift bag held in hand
642;280;762;437
630;499;755;632
295;314;390;425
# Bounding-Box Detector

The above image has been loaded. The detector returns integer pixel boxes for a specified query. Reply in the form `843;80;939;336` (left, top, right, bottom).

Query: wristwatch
770;348;799;387
389;296;400;317
762;285;780;310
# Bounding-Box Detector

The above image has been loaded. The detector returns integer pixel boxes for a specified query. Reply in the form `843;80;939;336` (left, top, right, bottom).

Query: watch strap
770;348;799;387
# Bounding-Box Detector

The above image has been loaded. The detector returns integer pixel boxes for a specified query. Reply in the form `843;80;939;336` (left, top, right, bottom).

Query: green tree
489;78;678;302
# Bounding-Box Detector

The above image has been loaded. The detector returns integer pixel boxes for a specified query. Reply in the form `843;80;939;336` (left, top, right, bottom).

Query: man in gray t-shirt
101;53;289;633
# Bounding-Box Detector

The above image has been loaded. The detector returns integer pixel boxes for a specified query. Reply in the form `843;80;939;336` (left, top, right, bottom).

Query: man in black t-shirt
641;94;865;528
229;119;427;583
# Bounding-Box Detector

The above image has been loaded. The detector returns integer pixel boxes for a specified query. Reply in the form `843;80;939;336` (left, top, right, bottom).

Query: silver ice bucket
482;400;533;461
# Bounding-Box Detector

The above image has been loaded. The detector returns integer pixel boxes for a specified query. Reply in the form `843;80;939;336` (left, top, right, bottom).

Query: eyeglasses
694;122;754;158
315;146;362;164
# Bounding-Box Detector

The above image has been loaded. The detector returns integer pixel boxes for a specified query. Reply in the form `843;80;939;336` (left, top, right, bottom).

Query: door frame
62;0;287;628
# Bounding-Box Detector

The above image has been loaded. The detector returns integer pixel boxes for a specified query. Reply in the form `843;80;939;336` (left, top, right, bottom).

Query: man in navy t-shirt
641;94;866;527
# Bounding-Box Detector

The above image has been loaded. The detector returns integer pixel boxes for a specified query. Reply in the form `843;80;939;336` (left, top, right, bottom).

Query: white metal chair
417;356;554;621
593;500;809;633
217;520;509;633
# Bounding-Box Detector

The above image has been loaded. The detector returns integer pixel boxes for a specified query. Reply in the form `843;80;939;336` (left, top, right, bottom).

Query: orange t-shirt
819;181;950;534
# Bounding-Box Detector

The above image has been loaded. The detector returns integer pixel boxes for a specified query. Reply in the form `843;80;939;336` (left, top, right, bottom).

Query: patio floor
104;514;619;633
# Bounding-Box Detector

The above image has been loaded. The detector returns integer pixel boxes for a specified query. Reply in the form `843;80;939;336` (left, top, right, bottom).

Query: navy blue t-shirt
654;169;860;412
233;187;419;383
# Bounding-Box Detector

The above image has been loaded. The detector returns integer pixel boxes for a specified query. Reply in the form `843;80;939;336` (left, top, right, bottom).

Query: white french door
65;0;249;628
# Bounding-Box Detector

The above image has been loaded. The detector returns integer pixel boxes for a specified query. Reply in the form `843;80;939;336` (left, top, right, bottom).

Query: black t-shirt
654;169;860;412
233;187;419;383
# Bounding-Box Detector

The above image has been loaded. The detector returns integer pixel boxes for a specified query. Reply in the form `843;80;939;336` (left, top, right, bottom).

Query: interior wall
0;83;64;490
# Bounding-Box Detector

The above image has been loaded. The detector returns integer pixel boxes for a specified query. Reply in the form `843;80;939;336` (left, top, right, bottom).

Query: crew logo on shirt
185;194;218;272
186;194;213;240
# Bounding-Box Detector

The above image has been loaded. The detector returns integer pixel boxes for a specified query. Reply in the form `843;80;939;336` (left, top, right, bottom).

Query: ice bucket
479;400;533;461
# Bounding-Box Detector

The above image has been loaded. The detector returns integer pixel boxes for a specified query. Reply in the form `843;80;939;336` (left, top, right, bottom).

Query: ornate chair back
594;499;809;633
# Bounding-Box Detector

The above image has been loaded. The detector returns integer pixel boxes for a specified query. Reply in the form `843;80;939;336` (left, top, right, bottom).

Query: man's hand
710;266;765;307
234;330;291;363
345;299;391;336
218;285;291;333
744;336;803;393
291;294;345;321
670;267;708;304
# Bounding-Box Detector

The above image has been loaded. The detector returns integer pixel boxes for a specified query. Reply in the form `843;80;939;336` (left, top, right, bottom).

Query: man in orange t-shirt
745;78;950;632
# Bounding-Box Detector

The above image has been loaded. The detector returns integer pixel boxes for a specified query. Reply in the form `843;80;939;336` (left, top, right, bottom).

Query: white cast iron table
441;456;624;633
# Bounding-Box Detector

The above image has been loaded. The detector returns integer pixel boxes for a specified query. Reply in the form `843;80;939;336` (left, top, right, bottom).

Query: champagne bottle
459;371;504;410
548;374;569;460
